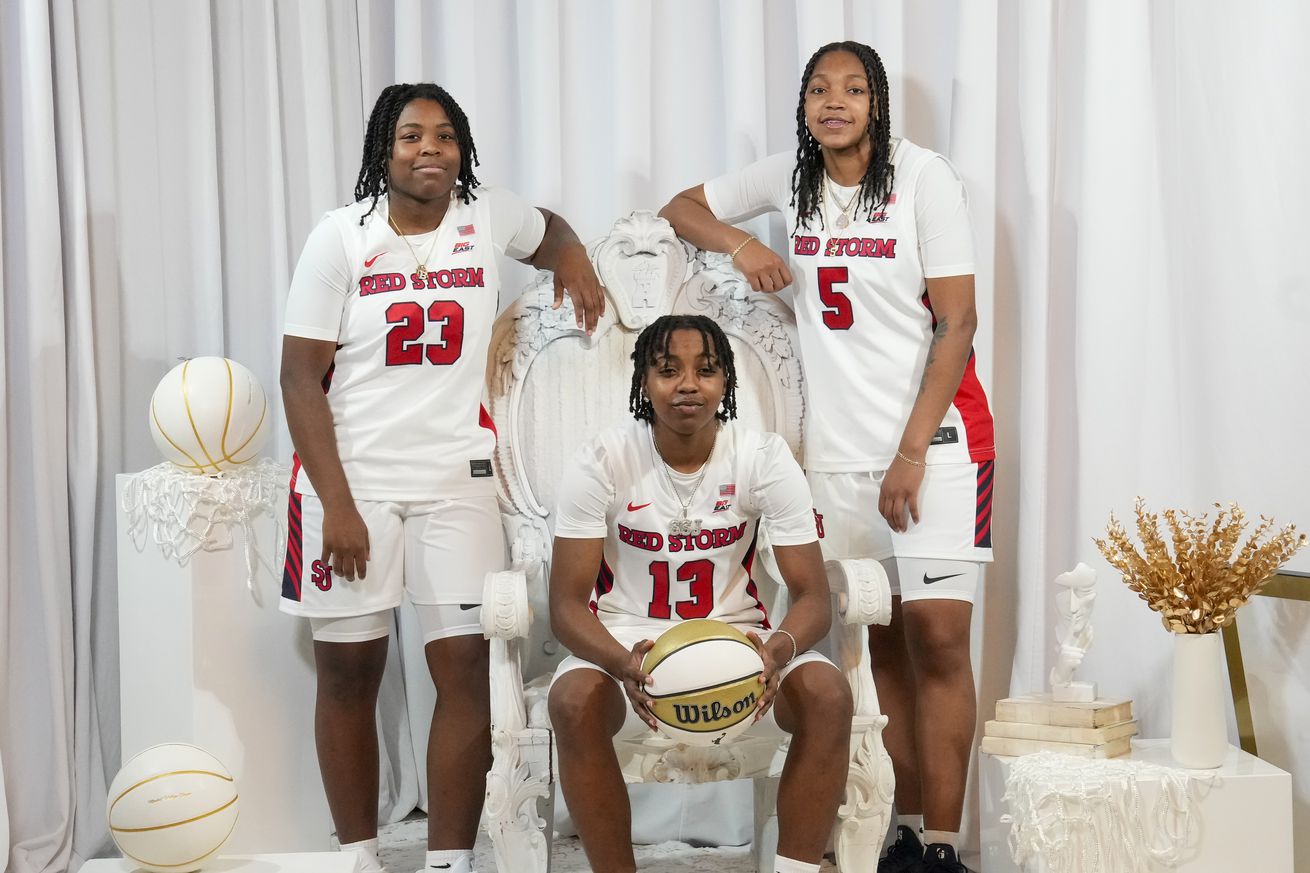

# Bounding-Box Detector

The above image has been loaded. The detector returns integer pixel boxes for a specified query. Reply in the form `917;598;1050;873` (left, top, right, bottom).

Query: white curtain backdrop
3;1;1308;871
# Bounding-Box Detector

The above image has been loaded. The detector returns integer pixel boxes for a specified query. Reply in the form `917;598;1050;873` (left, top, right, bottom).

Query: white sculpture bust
1049;562;1098;702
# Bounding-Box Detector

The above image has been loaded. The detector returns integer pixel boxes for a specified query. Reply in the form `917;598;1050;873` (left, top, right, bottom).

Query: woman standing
661;41;995;873
279;82;604;873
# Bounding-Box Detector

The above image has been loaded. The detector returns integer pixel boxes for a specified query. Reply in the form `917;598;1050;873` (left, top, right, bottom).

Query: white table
81;852;359;872
979;739;1292;873
115;475;332;854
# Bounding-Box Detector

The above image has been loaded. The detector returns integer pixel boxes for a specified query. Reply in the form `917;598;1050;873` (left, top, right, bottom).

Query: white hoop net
121;459;289;591
1002;752;1211;873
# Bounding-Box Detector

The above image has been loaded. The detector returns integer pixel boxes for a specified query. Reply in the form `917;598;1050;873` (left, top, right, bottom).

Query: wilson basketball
107;743;239;872
149;357;269;474
641;619;765;746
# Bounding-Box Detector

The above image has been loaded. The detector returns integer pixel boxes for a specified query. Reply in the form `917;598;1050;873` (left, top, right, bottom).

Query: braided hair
790;41;895;233
629;315;737;423
354;82;482;225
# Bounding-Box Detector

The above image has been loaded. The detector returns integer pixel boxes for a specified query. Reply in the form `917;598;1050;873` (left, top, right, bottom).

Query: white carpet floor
378;814;840;873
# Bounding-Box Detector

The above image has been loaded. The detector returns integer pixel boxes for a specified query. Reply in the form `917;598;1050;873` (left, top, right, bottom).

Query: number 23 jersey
553;420;819;630
704;139;995;472
283;189;544;500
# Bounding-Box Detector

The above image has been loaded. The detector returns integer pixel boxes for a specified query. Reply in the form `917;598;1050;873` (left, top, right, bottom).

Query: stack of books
981;695;1138;758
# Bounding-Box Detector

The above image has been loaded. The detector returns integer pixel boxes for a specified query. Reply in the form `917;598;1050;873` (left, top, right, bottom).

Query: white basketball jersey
553;420;818;631
284;189;543;500
704;140;996;471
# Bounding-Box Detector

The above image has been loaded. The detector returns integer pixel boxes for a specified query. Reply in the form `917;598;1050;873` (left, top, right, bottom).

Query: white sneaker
416;856;474;873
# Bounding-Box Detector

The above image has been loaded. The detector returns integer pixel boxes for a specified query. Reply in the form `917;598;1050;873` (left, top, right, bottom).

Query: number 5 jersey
703;139;995;472
553;420;820;630
283;189;544;500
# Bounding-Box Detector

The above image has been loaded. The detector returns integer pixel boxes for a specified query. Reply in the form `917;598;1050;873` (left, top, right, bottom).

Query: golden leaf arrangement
1094;499;1307;634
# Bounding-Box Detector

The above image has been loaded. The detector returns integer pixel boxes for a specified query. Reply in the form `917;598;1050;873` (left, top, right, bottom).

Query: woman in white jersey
660;42;996;873
279;82;604;873
549;315;851;873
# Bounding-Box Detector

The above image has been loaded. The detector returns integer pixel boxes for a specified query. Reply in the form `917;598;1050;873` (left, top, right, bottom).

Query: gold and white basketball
641;619;765;746
149;357;269;473
107;743;239;872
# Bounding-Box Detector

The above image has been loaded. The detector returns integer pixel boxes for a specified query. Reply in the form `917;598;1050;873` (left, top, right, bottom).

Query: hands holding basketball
618;639;658;730
745;630;781;722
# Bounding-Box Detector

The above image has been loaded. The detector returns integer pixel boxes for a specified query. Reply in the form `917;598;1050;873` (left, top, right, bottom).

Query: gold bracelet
895;450;927;468
774;629;798;666
729;234;756;262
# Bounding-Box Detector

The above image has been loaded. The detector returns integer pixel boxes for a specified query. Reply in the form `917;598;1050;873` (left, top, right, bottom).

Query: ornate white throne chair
480;211;895;873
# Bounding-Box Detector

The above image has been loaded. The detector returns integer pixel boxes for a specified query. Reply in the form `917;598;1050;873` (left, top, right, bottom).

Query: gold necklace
387;212;441;281
824;174;860;230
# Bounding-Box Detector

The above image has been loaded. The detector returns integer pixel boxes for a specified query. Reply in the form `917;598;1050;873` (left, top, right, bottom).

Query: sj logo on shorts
311;559;332;591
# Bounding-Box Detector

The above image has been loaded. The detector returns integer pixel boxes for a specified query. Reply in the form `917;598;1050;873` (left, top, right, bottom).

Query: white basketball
641;619;766;746
107;744;239;872
149;357;269;473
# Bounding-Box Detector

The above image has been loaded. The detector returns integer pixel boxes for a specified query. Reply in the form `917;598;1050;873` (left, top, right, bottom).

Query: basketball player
279;82;604;873
660;41;996;873
549;315;851;873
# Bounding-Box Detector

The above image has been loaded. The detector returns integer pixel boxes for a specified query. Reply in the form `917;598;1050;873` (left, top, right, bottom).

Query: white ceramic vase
1170;631;1229;768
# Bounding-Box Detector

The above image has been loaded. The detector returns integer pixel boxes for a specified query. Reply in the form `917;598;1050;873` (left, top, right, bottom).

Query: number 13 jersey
553;420;819;631
704;139;995;471
283;189;544;500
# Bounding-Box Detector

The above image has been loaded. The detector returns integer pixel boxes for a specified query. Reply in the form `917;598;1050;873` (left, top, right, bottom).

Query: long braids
790;41;895;234
354;82;482;225
629;315;737;423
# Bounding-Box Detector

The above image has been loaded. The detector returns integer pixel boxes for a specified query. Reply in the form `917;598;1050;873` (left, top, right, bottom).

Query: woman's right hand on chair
321;502;370;581
733;240;793;294
617;639;658;730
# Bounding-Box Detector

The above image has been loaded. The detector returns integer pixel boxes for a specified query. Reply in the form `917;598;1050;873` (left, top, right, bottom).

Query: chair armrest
826;559;892;627
482;569;533;640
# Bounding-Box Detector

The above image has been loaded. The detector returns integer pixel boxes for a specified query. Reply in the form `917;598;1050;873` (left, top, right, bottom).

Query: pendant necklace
388;212;441;281
824;173;860;229
650;424;718;537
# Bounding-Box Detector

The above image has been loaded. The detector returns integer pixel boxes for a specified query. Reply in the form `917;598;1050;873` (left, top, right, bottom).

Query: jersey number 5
817;266;853;330
385;300;465;365
648;559;714;620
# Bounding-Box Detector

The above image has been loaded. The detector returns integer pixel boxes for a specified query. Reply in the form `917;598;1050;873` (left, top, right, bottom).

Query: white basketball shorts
550;623;837;740
808;461;994;603
279;493;506;618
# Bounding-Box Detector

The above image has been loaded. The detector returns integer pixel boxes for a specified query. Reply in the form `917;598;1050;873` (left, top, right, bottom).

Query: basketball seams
117;811;239;870
111;794;239;833
180;360;223;470
109;768;236;815
646;672;763;701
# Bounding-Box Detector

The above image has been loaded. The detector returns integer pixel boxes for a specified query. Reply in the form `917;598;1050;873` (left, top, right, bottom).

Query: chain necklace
824;173;860;229
387;212;441;281
649;423;718;537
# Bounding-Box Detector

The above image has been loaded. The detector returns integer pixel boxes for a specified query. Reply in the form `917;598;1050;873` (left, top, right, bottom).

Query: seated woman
547;314;853;873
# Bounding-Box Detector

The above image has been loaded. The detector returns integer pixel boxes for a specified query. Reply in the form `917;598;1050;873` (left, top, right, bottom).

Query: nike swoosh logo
923;573;964;585
364;253;383;268
458;603;479;611
627;501;651;512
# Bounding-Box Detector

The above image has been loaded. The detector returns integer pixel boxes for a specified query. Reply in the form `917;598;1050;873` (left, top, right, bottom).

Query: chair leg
484;729;552;873
754;775;780;873
834;715;895;872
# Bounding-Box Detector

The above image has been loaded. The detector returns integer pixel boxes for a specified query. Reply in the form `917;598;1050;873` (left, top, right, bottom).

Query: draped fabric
3;2;1307;871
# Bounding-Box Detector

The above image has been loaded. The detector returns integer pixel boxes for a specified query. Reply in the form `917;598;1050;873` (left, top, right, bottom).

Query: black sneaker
923;843;969;873
879;825;926;873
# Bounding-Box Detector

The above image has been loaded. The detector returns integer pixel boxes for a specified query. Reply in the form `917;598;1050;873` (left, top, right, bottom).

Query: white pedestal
82;852;358;872
116;475;331;854
979;738;1292;873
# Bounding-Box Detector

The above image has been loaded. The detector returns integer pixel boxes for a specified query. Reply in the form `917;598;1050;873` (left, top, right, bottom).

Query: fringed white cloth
1002;751;1209;873
121;459;289;591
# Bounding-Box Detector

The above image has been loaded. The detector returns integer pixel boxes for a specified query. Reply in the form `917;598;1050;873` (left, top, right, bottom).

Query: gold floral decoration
1094;499;1307;634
